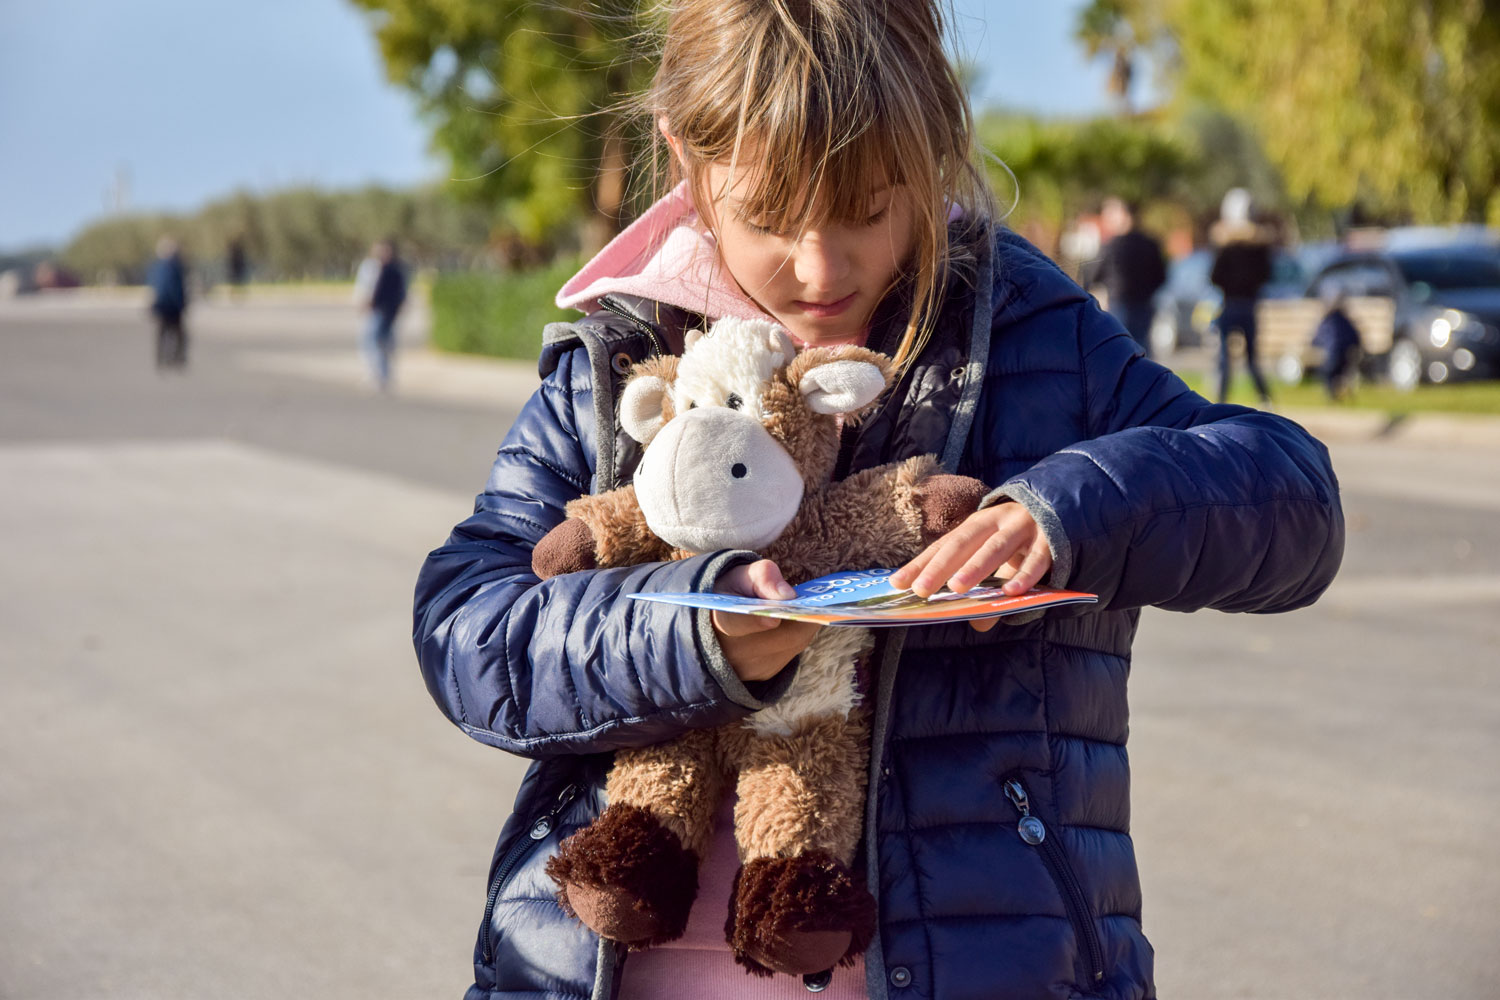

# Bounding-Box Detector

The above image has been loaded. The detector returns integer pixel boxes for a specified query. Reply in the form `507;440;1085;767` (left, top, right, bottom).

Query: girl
413;2;1344;998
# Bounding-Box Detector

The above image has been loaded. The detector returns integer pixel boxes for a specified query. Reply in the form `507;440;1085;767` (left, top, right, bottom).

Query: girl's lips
794;291;857;319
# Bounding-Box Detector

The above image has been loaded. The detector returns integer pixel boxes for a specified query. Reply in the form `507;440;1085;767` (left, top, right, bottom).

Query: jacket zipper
598;295;667;358
1002;777;1106;989
480;783;581;964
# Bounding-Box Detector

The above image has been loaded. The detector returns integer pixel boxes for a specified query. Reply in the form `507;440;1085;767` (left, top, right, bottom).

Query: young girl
413;2;1344;998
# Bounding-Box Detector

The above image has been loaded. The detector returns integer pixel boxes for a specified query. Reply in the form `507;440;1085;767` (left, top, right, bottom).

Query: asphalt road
2;297;1496;999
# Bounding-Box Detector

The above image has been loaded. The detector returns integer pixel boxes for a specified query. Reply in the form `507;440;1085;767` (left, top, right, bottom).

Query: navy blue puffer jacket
413;228;1344;1000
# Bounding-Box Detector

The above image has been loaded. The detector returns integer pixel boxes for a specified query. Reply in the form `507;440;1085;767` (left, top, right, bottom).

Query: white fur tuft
671;318;791;421
745;627;873;737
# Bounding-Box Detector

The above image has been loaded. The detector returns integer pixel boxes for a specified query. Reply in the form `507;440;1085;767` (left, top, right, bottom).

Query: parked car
1294;246;1500;390
1149;245;1333;356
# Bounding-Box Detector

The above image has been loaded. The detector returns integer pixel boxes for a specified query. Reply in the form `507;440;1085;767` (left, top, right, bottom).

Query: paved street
2;297;1497;999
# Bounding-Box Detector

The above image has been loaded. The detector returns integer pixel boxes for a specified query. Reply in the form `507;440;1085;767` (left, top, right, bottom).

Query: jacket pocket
480;783;582;965
1002;776;1106;990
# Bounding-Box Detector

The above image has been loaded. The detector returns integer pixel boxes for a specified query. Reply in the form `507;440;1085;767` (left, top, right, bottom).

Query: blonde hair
640;0;995;367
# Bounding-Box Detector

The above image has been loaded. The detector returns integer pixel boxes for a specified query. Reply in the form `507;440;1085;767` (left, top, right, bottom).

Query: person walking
355;239;407;391
147;236;189;369
1209;188;1275;404
1093;196;1167;358
411;3;1345;998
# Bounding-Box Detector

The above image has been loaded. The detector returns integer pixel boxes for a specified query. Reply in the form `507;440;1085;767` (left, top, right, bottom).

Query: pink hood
555;183;772;323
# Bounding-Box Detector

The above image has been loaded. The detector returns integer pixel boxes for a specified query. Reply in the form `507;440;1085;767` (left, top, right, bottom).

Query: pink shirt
616;793;869;999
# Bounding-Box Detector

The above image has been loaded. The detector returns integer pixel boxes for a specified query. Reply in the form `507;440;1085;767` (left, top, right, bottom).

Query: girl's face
698;159;917;346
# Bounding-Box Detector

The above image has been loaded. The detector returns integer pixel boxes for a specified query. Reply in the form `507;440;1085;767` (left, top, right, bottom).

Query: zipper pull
1002;778;1047;846
531;784;582;840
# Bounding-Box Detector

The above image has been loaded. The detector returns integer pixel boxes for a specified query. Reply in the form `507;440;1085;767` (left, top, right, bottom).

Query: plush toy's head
620;317;891;552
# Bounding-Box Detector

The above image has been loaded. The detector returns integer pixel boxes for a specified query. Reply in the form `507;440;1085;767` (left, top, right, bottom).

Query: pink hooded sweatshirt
558;186;870;998
557;182;772;323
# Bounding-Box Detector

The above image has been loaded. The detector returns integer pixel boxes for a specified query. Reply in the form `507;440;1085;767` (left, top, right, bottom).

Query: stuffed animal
531;316;985;977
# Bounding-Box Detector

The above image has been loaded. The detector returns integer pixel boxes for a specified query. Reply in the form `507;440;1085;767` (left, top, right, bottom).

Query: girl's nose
792;229;853;292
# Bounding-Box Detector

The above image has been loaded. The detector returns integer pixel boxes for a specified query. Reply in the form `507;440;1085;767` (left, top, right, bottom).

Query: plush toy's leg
546;727;724;948
720;711;875;977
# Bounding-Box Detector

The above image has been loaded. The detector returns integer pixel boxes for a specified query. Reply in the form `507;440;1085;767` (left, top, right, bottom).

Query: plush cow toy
531;317;985;978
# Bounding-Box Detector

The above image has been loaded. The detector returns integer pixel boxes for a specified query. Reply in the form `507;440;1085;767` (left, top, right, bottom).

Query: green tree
348;0;651;253
62;184;495;284
981;112;1202;249
1165;0;1500;225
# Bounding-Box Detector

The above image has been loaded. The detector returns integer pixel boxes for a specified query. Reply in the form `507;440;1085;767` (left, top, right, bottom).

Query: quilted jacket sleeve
412;345;787;758
991;297;1344;614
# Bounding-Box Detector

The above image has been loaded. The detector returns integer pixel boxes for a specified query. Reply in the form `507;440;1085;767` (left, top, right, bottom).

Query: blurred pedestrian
1312;287;1363;401
1209;188;1274;404
354;239;407;391
147;236;189;369
1094;196;1167;358
226;237;249;301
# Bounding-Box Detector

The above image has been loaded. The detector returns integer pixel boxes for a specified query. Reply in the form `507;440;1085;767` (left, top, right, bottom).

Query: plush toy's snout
635;406;804;551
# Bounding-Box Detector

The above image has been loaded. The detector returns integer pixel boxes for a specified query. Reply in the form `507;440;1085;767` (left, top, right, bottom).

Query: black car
1306;246;1500;389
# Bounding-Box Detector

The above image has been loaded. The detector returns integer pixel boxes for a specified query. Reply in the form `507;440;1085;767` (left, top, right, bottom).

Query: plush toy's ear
683;327;707;351
798;360;888;415
766;327;797;369
621;374;671;444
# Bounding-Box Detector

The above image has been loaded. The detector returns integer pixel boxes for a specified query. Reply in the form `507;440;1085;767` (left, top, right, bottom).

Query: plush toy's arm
763;456;986;582
532;484;676;578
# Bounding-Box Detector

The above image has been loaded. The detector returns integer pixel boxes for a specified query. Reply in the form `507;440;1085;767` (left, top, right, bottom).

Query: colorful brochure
628;568;1097;627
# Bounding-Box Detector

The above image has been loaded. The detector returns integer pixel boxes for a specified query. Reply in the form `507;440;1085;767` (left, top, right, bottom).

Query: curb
1280;406;1500;448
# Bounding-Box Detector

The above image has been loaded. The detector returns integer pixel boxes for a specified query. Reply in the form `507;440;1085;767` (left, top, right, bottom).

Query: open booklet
628;568;1097;627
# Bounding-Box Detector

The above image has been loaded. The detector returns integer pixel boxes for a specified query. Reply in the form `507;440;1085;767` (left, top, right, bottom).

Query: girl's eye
725;393;742;410
744;219;787;237
863;206;890;227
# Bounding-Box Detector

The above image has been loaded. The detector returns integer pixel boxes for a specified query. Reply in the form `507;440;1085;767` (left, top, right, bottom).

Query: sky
0;0;1131;252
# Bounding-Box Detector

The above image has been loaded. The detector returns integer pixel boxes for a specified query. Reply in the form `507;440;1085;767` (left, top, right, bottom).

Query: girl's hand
711;560;820;682
889;503;1053;633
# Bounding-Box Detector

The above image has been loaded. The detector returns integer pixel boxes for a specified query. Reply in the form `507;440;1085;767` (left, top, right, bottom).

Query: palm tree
1075;0;1142;115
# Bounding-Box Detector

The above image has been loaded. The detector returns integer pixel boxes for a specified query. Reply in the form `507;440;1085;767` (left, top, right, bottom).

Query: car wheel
1388;338;1423;392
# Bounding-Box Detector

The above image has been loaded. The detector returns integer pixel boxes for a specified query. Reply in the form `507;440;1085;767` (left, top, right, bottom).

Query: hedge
429;258;580;360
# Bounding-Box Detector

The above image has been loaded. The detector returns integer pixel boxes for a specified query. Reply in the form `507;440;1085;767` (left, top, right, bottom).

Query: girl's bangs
720;120;911;233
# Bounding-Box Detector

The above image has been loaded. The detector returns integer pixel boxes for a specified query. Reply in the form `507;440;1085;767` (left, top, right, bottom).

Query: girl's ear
658;116;686;169
621;374;671;444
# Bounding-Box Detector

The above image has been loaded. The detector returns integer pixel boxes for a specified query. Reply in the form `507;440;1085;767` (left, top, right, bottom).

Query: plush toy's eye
688;400;697;409
725;393;742;410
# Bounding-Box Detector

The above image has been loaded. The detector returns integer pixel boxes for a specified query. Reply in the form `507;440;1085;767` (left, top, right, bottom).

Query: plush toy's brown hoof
915;474;988;538
531;517;598;579
726;853;876;977
546;803;698;948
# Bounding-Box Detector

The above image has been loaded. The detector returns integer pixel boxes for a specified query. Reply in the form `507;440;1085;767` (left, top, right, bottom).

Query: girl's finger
1000;536;1054;595
889;539;942;589
946;531;1024;593
745;559;797;600
712;608;781;637
911;524;1011;599
969;614;1002;633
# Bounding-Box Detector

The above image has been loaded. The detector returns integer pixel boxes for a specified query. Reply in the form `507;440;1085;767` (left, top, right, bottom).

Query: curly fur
720;709;871;865
546;803;699;948
726;853;877;976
